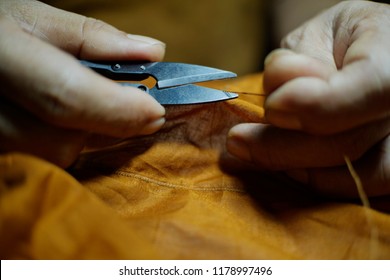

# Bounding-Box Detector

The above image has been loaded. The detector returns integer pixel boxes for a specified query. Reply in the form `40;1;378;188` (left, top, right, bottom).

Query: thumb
5;0;166;61
0;17;165;138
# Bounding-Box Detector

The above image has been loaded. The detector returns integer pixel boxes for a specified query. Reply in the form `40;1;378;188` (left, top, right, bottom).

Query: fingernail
227;132;252;162
264;53;274;67
139;117;166;135
265;109;302;130
127;34;166;47
264;48;293;67
285;169;309;184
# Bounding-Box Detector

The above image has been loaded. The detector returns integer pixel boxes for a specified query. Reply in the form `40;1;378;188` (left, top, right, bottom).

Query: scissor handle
80;60;152;81
119;82;150;93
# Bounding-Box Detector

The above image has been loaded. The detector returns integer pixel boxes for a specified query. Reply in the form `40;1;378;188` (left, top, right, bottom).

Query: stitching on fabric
114;170;246;193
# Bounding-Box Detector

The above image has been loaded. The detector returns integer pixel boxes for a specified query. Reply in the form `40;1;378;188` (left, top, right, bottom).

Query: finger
0;18;165;138
0;96;86;168
266;3;390;135
262;49;335;132
280;6;345;69
264;54;390;135
263;48;334;96
3;0;165;61
227;119;390;170
286;135;390;198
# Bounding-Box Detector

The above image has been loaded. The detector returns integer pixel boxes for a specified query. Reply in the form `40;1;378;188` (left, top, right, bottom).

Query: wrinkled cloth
1;74;390;259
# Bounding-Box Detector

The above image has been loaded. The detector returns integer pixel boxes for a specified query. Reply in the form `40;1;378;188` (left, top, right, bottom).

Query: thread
344;155;379;259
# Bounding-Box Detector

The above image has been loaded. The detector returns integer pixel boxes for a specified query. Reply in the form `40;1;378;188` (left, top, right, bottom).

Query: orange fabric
1;74;390;259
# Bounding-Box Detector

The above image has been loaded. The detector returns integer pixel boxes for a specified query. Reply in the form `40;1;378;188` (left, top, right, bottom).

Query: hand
0;0;166;167
227;1;390;198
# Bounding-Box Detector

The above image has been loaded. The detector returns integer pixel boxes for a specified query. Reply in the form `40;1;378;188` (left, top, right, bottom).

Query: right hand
0;0;166;167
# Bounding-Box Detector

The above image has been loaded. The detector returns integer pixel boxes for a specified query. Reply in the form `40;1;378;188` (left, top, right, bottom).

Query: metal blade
143;62;237;88
147;84;238;105
150;85;237;105
80;60;237;88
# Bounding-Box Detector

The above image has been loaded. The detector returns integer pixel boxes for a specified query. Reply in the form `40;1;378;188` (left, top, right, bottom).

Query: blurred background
43;0;353;75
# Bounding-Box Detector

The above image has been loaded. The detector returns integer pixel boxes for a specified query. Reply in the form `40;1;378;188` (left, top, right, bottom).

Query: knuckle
331;130;370;162
82;17;107;33
250;130;291;170
281;30;303;49
81;17;115;41
40;93;71;119
37;74;82;126
78;17;110;55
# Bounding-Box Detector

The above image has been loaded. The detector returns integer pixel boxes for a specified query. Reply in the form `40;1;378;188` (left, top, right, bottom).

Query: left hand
227;1;390;198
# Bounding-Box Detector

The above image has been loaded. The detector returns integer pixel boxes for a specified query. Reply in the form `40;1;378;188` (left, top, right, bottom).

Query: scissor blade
148;84;238;105
80;60;237;88
145;62;237;88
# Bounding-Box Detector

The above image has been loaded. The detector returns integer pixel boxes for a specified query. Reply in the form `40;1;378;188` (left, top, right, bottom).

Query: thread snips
80;60;238;105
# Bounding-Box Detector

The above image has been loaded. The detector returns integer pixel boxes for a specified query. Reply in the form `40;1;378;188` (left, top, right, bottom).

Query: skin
227;1;390;198
0;0;166;168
